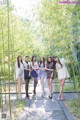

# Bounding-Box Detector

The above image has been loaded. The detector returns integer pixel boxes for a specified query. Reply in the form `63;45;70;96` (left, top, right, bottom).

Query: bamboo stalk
0;77;1;108
1;62;3;112
1;21;7;105
71;61;76;90
11;14;18;98
7;0;11;118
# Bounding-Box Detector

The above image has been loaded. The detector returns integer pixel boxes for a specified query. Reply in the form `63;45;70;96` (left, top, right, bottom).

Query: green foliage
0;0;80;119
70;99;80;118
34;0;80;59
15;100;26;111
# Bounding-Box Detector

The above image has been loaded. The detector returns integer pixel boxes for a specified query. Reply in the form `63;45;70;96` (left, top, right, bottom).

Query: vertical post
7;0;11;118
1;21;6;105
0;63;3;112
0;66;1;108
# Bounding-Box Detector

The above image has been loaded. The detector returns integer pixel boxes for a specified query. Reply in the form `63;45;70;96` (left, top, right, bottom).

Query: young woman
38;57;46;96
46;57;54;99
23;56;31;99
15;55;24;100
30;56;39;95
53;56;70;100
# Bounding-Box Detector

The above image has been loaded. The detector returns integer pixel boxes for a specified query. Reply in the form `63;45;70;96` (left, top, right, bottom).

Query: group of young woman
15;55;70;100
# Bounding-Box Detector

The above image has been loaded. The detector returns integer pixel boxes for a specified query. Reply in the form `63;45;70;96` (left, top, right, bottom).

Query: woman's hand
36;67;39;70
39;67;45;70
45;67;48;70
46;68;53;71
29;69;31;72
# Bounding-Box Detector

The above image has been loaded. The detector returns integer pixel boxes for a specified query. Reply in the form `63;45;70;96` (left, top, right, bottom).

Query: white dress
15;62;24;79
56;58;70;80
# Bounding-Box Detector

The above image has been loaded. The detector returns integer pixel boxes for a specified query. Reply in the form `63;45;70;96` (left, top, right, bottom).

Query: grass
1;99;26;119
14;100;26;112
64;85;74;92
70;99;80;117
55;83;74;92
64;99;80;119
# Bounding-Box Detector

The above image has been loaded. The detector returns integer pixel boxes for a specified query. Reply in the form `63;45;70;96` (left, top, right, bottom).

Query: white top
56;59;70;80
30;61;39;69
56;58;66;71
60;58;66;66
23;61;30;69
15;62;24;79
56;63;62;71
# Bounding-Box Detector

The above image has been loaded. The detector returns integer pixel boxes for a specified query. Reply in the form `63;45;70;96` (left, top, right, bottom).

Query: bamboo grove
0;0;80;119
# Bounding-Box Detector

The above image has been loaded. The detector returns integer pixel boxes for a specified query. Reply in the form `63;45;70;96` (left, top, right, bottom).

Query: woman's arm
39;67;45;70
23;62;31;71
45;62;53;71
46;68;53;71
24;68;30;71
31;62;39;70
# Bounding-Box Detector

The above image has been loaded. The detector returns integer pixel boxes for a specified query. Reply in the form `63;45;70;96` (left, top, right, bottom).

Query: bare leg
61;79;65;99
17;78;22;97
49;78;52;97
40;78;44;95
48;78;52;98
59;79;65;100
48;79;50;94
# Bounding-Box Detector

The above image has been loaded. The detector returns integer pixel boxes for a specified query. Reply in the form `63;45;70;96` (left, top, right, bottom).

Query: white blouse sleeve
61;58;66;65
23;62;26;69
15;62;19;79
56;63;61;71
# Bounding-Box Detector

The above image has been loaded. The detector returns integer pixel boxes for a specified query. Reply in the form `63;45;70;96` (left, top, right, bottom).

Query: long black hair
39;57;45;67
53;56;63;67
46;56;53;69
17;55;23;68
31;55;36;66
52;56;56;69
47;56;52;64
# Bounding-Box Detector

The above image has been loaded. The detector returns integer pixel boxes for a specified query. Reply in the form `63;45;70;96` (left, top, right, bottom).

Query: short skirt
24;70;31;80
31;70;38;78
46;71;53;79
57;67;70;80
16;69;24;79
38;70;46;79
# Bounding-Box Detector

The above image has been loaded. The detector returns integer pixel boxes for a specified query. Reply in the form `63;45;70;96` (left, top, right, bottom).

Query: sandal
49;96;52;99
61;97;64;100
57;94;61;101
57;97;60;101
61;94;64;100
